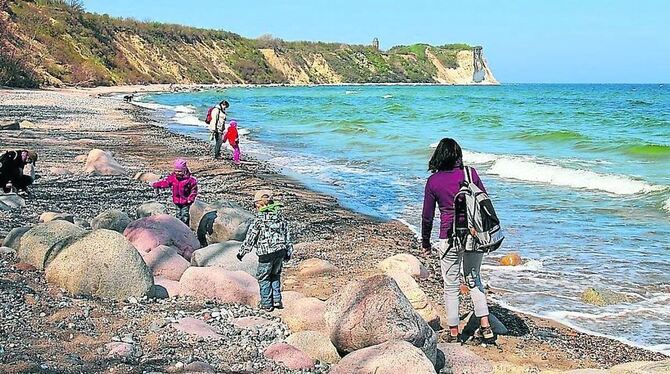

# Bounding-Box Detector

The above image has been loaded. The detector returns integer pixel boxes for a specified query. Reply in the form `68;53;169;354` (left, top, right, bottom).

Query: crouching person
0;150;38;195
237;189;293;312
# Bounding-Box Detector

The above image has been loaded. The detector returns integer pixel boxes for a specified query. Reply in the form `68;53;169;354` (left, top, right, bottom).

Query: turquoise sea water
136;84;670;354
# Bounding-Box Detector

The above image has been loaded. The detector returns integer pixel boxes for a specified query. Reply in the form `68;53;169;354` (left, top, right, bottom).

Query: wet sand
0;88;667;372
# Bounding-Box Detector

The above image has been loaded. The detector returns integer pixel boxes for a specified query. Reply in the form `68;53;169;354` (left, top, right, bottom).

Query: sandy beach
0;87;668;373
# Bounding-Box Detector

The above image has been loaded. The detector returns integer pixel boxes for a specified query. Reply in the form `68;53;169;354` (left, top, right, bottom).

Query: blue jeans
256;250;286;307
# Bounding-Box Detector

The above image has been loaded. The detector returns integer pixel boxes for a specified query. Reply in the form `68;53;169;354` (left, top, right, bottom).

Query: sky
81;0;670;83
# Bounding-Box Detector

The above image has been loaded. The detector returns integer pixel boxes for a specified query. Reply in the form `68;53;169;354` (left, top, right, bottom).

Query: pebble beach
1;87;668;373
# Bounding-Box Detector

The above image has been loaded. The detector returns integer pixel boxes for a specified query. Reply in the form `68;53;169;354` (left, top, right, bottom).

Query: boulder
74;154;88;163
182;361;216;373
18;220;85;270
438;343;493;374
141;245;190;281
285;331;341;364
172;317;221;340
133;172;161;184
0;120;20;130
331;340;436;374
136;201;168;218
14;262;36;271
377;253;429;279
179;267;259;306
154;276;182;297
298;258;338;276
2;226;31;249
499;252;522;266
45;229;153;300
123;214;200;260
609;360;670;374
387;271;441;330
281;297;328;334
19;120;35;128
0;193;25;209
0;246;17;256
581;287;631;306
83;149;126;175
189;200;253;245
91;209;131;233
190;241;258;276
263;342;314;370
74;218;91;229
39;212;75;224
324;274;437;365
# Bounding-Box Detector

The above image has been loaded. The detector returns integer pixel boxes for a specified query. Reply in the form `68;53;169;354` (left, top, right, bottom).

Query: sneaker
273;301;283;309
480;326;495;343
439;330;462;344
259;304;274;312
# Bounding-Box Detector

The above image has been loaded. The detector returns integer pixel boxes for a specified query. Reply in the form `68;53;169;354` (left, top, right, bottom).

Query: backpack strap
464;166;473;184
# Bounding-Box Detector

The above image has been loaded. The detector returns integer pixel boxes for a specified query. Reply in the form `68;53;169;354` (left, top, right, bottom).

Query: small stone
39;312;46;317
128;296;138;304
499;252;522;266
121;334;134;343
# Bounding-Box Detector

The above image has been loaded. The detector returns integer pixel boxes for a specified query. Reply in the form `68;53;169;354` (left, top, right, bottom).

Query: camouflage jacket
238;204;293;258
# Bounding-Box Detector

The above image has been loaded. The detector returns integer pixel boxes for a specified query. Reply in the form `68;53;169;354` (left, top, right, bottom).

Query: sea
132;84;670;355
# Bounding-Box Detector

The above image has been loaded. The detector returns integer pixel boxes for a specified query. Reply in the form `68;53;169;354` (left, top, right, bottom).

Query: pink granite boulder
83;149;126;175
331;340;435;374
179;267;259;306
141;245;190;281
154;276;182;297
124;214;200;260
280;297;328;334
263;342;314;370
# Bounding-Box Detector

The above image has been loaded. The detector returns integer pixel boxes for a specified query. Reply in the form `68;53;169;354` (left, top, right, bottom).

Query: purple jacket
421;167;486;248
152;171;198;206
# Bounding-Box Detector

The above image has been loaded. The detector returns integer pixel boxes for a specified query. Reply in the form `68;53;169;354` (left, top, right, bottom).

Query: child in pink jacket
152;159;198;225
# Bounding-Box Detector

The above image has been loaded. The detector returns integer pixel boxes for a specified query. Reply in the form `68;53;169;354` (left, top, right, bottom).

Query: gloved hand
236;253;244;262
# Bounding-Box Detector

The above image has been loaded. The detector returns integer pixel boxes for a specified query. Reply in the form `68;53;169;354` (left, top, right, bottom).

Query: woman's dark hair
220;100;229;108
429;138;463;172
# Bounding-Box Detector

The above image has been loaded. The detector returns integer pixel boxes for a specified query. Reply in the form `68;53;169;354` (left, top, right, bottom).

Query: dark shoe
480;326;496;344
259;304;274;312
439;330;462;344
273;301;283;309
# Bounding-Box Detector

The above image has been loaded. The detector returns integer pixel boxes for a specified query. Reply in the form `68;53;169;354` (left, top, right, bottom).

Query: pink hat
229;120;238;128
174;158;187;170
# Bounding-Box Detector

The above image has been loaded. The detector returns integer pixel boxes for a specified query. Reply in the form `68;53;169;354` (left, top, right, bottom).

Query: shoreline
1;87;668;372
130;88;670;358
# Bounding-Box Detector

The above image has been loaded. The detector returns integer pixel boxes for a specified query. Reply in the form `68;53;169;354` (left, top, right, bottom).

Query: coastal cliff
0;0;497;87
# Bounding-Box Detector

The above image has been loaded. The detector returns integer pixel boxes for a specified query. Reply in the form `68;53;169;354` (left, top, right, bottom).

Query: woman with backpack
421;138;494;343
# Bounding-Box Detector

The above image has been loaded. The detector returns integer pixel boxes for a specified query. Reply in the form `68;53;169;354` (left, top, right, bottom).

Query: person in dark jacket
237;189;293;312
0;150;38;194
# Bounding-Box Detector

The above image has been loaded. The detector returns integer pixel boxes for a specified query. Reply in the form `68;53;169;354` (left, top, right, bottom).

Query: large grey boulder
189;200;253;246
0;194;25;209
324;274;437;365
190;241;258;276
2;226;31;249
45;229;153;300
136;201;167;219
91;209;131;233
18;220;85;270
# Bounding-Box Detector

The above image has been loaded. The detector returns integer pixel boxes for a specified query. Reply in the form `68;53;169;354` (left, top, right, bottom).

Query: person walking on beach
0;150;38;195
421;138;494;343
207;100;229;159
224;120;241;165
237;189;293;312
152;158;198;225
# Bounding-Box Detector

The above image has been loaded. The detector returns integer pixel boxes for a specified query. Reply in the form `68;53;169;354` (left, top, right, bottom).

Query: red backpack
204;106;215;124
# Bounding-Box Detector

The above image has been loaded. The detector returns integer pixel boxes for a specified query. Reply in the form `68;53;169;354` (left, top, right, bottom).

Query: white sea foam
663;197;670;213
382;94;393;99
172;112;204;126
488;158;664;195
131;101;172;110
